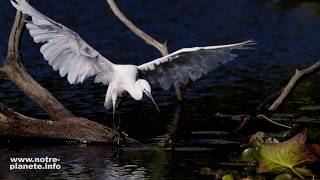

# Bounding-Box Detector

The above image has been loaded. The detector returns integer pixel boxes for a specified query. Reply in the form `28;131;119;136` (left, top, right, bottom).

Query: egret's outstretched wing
11;0;114;85
138;40;255;90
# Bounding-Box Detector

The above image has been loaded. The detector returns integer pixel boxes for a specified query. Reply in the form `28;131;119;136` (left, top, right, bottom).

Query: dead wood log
0;103;137;143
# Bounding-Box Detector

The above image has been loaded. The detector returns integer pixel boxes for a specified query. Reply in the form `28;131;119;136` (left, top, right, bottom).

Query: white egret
11;0;255;116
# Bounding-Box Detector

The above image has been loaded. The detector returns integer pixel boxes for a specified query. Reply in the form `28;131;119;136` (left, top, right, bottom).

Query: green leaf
258;133;317;179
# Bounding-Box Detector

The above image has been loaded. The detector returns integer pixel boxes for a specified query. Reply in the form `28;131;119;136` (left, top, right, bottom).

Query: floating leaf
258;133;317;179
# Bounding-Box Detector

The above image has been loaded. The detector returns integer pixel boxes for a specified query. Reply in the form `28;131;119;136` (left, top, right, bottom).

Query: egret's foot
110;129;128;146
117;131;128;146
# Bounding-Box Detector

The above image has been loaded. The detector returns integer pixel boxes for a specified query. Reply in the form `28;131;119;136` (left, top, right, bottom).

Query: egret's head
137;79;160;112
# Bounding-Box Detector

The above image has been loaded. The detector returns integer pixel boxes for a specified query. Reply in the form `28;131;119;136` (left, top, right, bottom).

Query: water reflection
0;146;149;179
0;144;241;179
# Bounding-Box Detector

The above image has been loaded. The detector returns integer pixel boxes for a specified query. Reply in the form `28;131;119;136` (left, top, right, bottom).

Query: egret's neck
127;81;143;100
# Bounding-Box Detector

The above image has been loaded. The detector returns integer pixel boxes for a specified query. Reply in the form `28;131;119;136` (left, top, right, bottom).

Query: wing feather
11;0;114;85
138;40;255;90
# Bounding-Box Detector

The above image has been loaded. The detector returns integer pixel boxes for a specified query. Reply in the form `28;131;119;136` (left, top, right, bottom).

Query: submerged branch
268;60;320;111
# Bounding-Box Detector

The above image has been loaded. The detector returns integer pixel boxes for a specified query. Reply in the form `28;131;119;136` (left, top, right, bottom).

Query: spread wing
11;0;114;85
138;40;255;90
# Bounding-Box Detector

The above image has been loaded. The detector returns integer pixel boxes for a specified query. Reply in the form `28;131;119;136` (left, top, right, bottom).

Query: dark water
1;0;320;179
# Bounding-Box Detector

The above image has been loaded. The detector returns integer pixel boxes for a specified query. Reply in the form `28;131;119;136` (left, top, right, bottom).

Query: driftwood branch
0;103;137;143
268;60;320;111
0;2;138;144
106;0;183;101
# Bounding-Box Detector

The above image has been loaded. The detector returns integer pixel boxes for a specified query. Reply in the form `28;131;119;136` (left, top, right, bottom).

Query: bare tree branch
3;7;74;121
268;60;320;111
5;10;27;66
106;0;167;56
106;0;183;101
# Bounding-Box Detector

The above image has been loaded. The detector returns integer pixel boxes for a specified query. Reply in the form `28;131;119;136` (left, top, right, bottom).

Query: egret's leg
111;109;121;145
112;100;122;131
112;94;118;132
117;112;121;130
114;100;127;145
111;107;121;143
113;105;116;120
112;103;122;145
116;108;123;145
110;94;128;146
111;101;121;145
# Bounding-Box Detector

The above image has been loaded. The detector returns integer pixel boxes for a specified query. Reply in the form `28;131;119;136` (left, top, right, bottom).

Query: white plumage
11;0;255;114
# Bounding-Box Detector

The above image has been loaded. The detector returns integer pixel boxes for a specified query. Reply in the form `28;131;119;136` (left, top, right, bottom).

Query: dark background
1;0;320;179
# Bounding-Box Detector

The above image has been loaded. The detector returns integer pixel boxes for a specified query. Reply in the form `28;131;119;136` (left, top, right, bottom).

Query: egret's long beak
143;90;160;112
